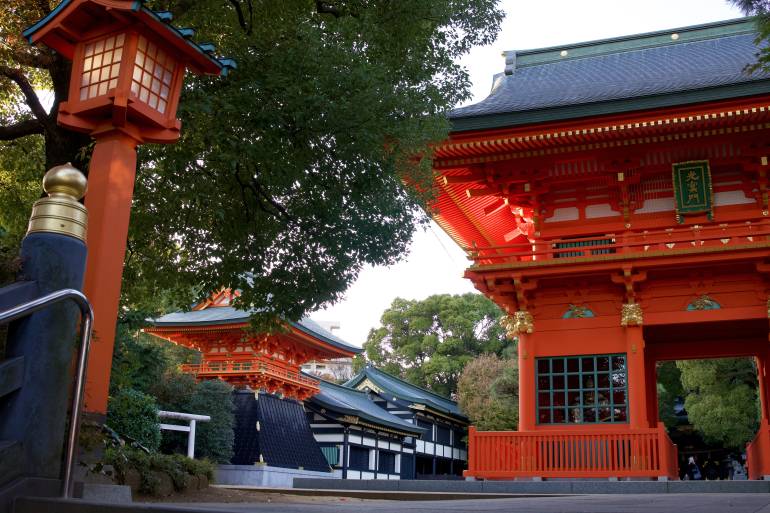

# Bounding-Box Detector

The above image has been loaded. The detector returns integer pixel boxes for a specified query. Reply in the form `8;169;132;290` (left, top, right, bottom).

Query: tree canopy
677;358;759;449
0;0;504;326
457;353;518;431
361;293;509;397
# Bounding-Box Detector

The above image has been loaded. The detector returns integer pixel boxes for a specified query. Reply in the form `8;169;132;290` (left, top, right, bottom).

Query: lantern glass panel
80;33;125;101
130;35;175;114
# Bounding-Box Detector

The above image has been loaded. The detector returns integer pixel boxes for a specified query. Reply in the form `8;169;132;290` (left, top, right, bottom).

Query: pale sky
313;0;745;347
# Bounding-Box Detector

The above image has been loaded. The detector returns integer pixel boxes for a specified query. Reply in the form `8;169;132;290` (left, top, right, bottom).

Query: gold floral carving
688;294;720;310
565;304;592;318
500;311;534;338
621;303;643;327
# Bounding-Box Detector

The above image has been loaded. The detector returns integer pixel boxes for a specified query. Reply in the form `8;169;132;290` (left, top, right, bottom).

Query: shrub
105;446;215;496
457;353;519;431
186;379;235;463
107;388;161;451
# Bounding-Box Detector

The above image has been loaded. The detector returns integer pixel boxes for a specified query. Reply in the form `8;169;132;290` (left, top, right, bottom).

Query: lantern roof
23;0;235;76
451;17;770;132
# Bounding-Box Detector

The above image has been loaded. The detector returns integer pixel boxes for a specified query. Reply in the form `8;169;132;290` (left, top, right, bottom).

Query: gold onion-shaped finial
27;163;88;241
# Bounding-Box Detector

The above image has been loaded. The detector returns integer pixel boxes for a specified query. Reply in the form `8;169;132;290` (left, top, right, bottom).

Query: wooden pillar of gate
626;326;650;430
518;332;536;432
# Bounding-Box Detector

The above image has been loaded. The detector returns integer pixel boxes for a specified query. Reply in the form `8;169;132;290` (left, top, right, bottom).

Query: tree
656;361;684;430
106;388;162;451
730;1;770;72
457;353;518;431
362;293;509;396
0;1;505;328
185;379;235;463
677;358;760;449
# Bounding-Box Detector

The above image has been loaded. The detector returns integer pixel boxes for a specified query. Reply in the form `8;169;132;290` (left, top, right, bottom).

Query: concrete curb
212;485;567;501
292;478;770;494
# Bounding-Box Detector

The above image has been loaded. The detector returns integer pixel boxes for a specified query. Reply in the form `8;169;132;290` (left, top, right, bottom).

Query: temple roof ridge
147;306;361;354
345;365;467;421
450;17;770;132
507;17;756;71
306;374;426;434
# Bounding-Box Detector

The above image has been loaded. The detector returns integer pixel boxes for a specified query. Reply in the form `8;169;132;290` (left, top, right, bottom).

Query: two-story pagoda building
433;18;770;480
144;289;360;401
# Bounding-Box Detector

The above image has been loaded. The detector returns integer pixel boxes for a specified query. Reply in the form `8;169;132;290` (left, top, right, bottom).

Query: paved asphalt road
150;494;770;513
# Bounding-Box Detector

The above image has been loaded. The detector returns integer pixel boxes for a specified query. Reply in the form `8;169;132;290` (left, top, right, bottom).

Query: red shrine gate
433;18;770;480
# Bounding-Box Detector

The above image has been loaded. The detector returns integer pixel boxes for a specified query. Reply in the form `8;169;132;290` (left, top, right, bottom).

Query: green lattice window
553;237;616;258
536;354;628;424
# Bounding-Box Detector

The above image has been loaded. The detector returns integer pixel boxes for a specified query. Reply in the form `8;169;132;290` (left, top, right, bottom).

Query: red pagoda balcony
467;220;770;271
466;423;678;480
180;359;320;399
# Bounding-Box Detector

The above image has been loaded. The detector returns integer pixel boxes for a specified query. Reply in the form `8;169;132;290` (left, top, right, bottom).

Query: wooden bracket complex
611;266;647;304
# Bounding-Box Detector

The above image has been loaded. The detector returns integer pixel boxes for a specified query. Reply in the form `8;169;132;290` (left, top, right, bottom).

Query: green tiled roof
345;366;467;422
309;378;425;435
451;17;770;132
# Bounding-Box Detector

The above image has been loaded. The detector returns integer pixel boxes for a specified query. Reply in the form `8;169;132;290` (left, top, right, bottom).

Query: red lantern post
24;0;234;416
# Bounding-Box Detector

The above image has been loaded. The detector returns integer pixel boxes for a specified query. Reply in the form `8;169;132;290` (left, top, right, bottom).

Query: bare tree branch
0;65;54;131
0;118;43;141
5;48;54;69
228;0;252;34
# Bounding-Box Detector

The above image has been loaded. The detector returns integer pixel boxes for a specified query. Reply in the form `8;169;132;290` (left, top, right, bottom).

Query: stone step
0;357;24;400
0;441;22;486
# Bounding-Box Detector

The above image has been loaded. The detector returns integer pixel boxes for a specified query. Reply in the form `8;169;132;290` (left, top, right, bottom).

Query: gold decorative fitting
340;415;360;425
766;297;770;319
27;163;88;242
621;303;643;327
688;294;720;311
500;311;534;338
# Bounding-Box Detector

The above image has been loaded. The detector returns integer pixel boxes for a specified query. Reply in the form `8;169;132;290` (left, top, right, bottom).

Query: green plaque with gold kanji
672;160;713;222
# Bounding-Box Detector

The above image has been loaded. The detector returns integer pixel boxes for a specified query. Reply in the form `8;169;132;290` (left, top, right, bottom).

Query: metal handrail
0;288;93;499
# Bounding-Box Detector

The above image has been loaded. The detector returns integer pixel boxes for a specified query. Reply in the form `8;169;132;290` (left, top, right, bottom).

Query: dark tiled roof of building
450;18;770;132
147;307;361;354
231;390;330;471
309;379;425;435
345;366;467;422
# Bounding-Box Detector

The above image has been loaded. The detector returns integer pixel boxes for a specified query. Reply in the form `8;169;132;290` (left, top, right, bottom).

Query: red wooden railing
465;220;770;266
465;423;678;480
747;419;770;480
180;359;319;388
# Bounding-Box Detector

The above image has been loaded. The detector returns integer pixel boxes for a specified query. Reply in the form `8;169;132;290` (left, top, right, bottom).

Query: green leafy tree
677;358;760;449
363;293;509;396
729;2;770;73
185;379;235;463
457;353;518;431
656;361;684;430
110;310;198;396
106;388;162;451
0;1;505;327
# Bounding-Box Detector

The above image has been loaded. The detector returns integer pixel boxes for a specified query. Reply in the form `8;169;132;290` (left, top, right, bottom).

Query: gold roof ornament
27;163;88;242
